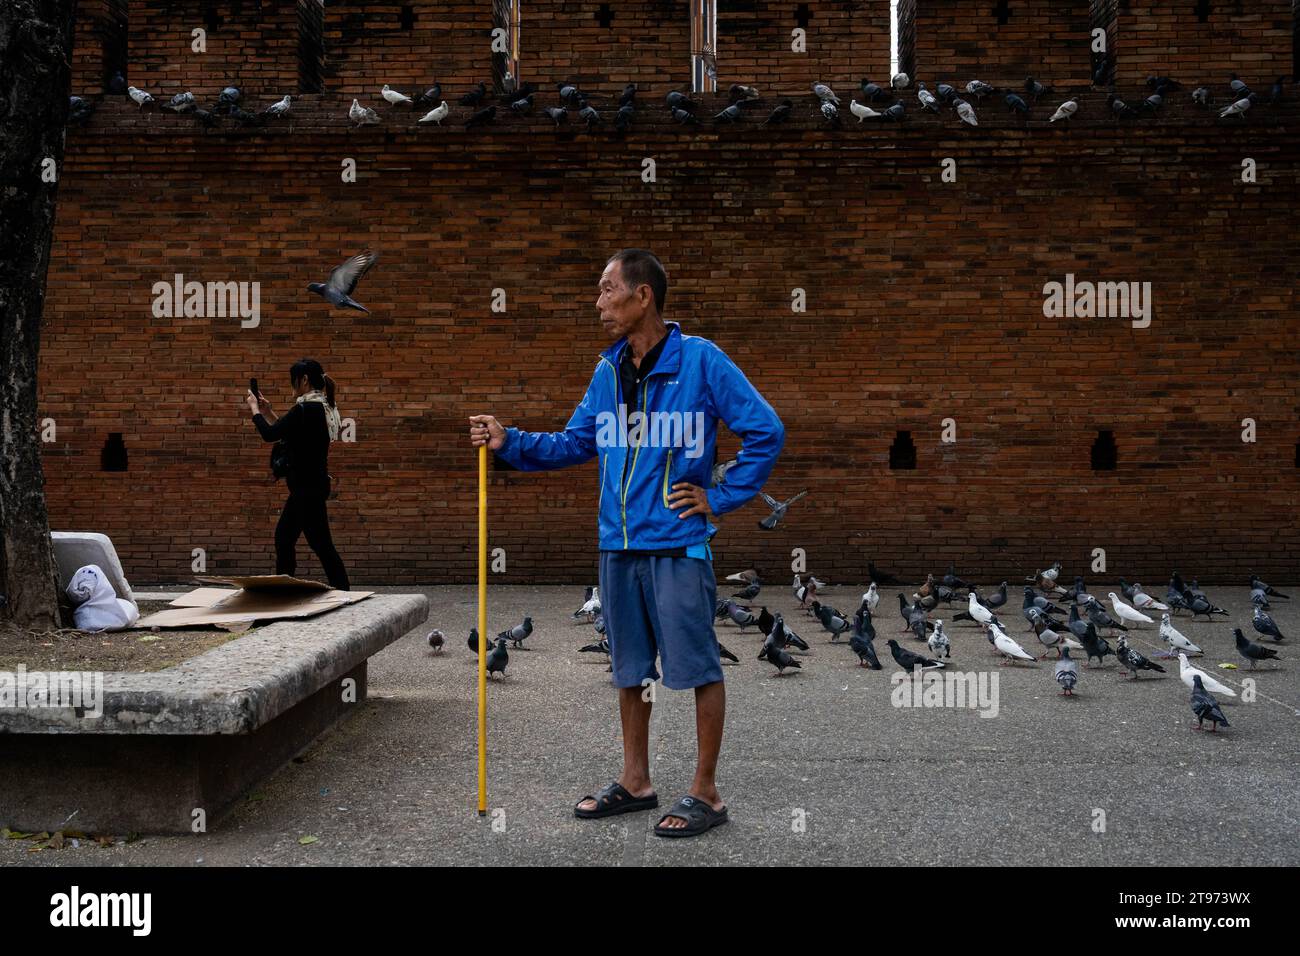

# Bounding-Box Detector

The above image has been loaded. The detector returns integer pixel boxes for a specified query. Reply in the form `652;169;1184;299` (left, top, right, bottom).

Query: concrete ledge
0;593;428;834
0;593;428;734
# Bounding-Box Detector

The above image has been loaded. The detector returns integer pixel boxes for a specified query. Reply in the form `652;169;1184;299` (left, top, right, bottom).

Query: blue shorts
598;549;723;691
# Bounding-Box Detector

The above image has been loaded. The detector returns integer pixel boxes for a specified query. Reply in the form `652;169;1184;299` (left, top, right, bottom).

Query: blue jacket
495;322;785;551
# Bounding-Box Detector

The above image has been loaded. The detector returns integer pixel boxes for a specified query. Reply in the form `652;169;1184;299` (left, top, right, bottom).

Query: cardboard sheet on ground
132;575;372;630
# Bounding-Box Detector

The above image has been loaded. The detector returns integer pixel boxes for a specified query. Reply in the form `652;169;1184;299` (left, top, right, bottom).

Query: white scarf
297;389;341;442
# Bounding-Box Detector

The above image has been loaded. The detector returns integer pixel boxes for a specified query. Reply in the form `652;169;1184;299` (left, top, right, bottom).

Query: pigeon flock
430;561;1288;736
69;71;1293;134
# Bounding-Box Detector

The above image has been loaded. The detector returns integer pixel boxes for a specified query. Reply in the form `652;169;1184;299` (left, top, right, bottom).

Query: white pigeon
578;586;601;621
263;94;292;118
349;98;380;126
1160;613;1201;655
811;82;840;105
966;591;994;626
1179;652;1236;697
1219;96;1252;119
928;621;950;659
127;85;153;108
992;625;1036;663
1049;100;1078;123
862;583;880;611
381;84;414;106
1130;583;1169;611
849;99;880;122
791;573;804;596
1109;592;1154;627
808;576;829;591
418;101;449;125
891;72;911;90
917;84;939;112
954;98;978;126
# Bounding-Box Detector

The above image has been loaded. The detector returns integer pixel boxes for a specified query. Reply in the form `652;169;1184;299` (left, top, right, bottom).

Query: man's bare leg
657;680;725;830
576;686;654;812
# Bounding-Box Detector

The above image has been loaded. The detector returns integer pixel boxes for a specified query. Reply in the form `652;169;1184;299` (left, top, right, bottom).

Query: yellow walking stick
477;444;488;815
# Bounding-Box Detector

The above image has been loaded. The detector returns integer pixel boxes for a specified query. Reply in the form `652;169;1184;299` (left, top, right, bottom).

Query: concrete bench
0;592;428;834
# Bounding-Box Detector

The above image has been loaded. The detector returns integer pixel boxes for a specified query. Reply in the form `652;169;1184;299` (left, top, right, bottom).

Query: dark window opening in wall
1294;440;1299;467
596;4;615;28
691;0;718;93
889;431;917;470
203;2;224;33
400;5;415;30
1091;430;1117;471
101;433;128;472
1194;0;1211;23
994;0;1011;26
794;3;813;29
298;0;325;93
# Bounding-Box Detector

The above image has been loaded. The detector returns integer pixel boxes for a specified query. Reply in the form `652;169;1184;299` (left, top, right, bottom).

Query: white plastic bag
66;564;139;632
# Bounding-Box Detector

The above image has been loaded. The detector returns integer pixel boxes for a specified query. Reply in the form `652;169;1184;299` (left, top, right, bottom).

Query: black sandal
574;781;659;819
653;794;729;838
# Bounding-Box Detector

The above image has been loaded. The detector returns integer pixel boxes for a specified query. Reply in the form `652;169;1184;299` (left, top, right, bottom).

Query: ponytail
323;373;337;408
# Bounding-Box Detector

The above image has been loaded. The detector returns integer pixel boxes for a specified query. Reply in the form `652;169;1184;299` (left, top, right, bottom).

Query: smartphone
249;377;259;398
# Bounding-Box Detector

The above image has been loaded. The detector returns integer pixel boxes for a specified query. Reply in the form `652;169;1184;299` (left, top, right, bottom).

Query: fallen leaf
1218;662;1238;670
298;835;318;845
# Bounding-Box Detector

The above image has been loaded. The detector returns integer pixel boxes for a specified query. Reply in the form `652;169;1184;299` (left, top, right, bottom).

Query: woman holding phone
245;358;351;591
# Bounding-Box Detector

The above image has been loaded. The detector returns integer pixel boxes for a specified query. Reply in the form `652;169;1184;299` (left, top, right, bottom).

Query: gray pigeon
1054;647;1079;695
766;644;801;676
1234;628;1280;669
713;103;744;124
426;629;444;653
308;249;379;313
1190;675;1229;732
543;106;568;126
498;616;533;648
761;99;794;126
486;637;510;679
758;490;807;530
1252;606;1285;641
1117;636;1165;679
850;609;881;668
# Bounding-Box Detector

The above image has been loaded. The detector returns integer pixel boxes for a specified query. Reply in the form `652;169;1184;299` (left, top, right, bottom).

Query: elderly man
469;248;784;838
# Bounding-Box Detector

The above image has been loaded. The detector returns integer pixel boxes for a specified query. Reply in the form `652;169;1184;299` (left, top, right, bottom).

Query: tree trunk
0;0;76;630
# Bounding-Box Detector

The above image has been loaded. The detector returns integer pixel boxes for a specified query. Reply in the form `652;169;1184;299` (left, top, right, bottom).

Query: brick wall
906;0;1095;90
71;0;127;93
126;0;303;101
321;1;491;100
44;89;1300;587
1115;1;1296;91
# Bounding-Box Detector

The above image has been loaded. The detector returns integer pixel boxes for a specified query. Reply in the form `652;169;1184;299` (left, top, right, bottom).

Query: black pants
275;482;350;591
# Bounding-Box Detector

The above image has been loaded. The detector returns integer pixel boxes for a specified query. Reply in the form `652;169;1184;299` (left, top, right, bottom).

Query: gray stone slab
51;531;136;604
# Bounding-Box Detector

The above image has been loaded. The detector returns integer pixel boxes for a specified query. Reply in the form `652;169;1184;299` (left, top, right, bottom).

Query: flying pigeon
1178;652;1236;697
758;490;807;530
1054;647;1079;695
1189;675;1229;732
1116;636;1165;679
308;249;380;313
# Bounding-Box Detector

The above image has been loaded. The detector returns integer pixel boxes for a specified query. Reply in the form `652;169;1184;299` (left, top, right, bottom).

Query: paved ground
3;579;1297;866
